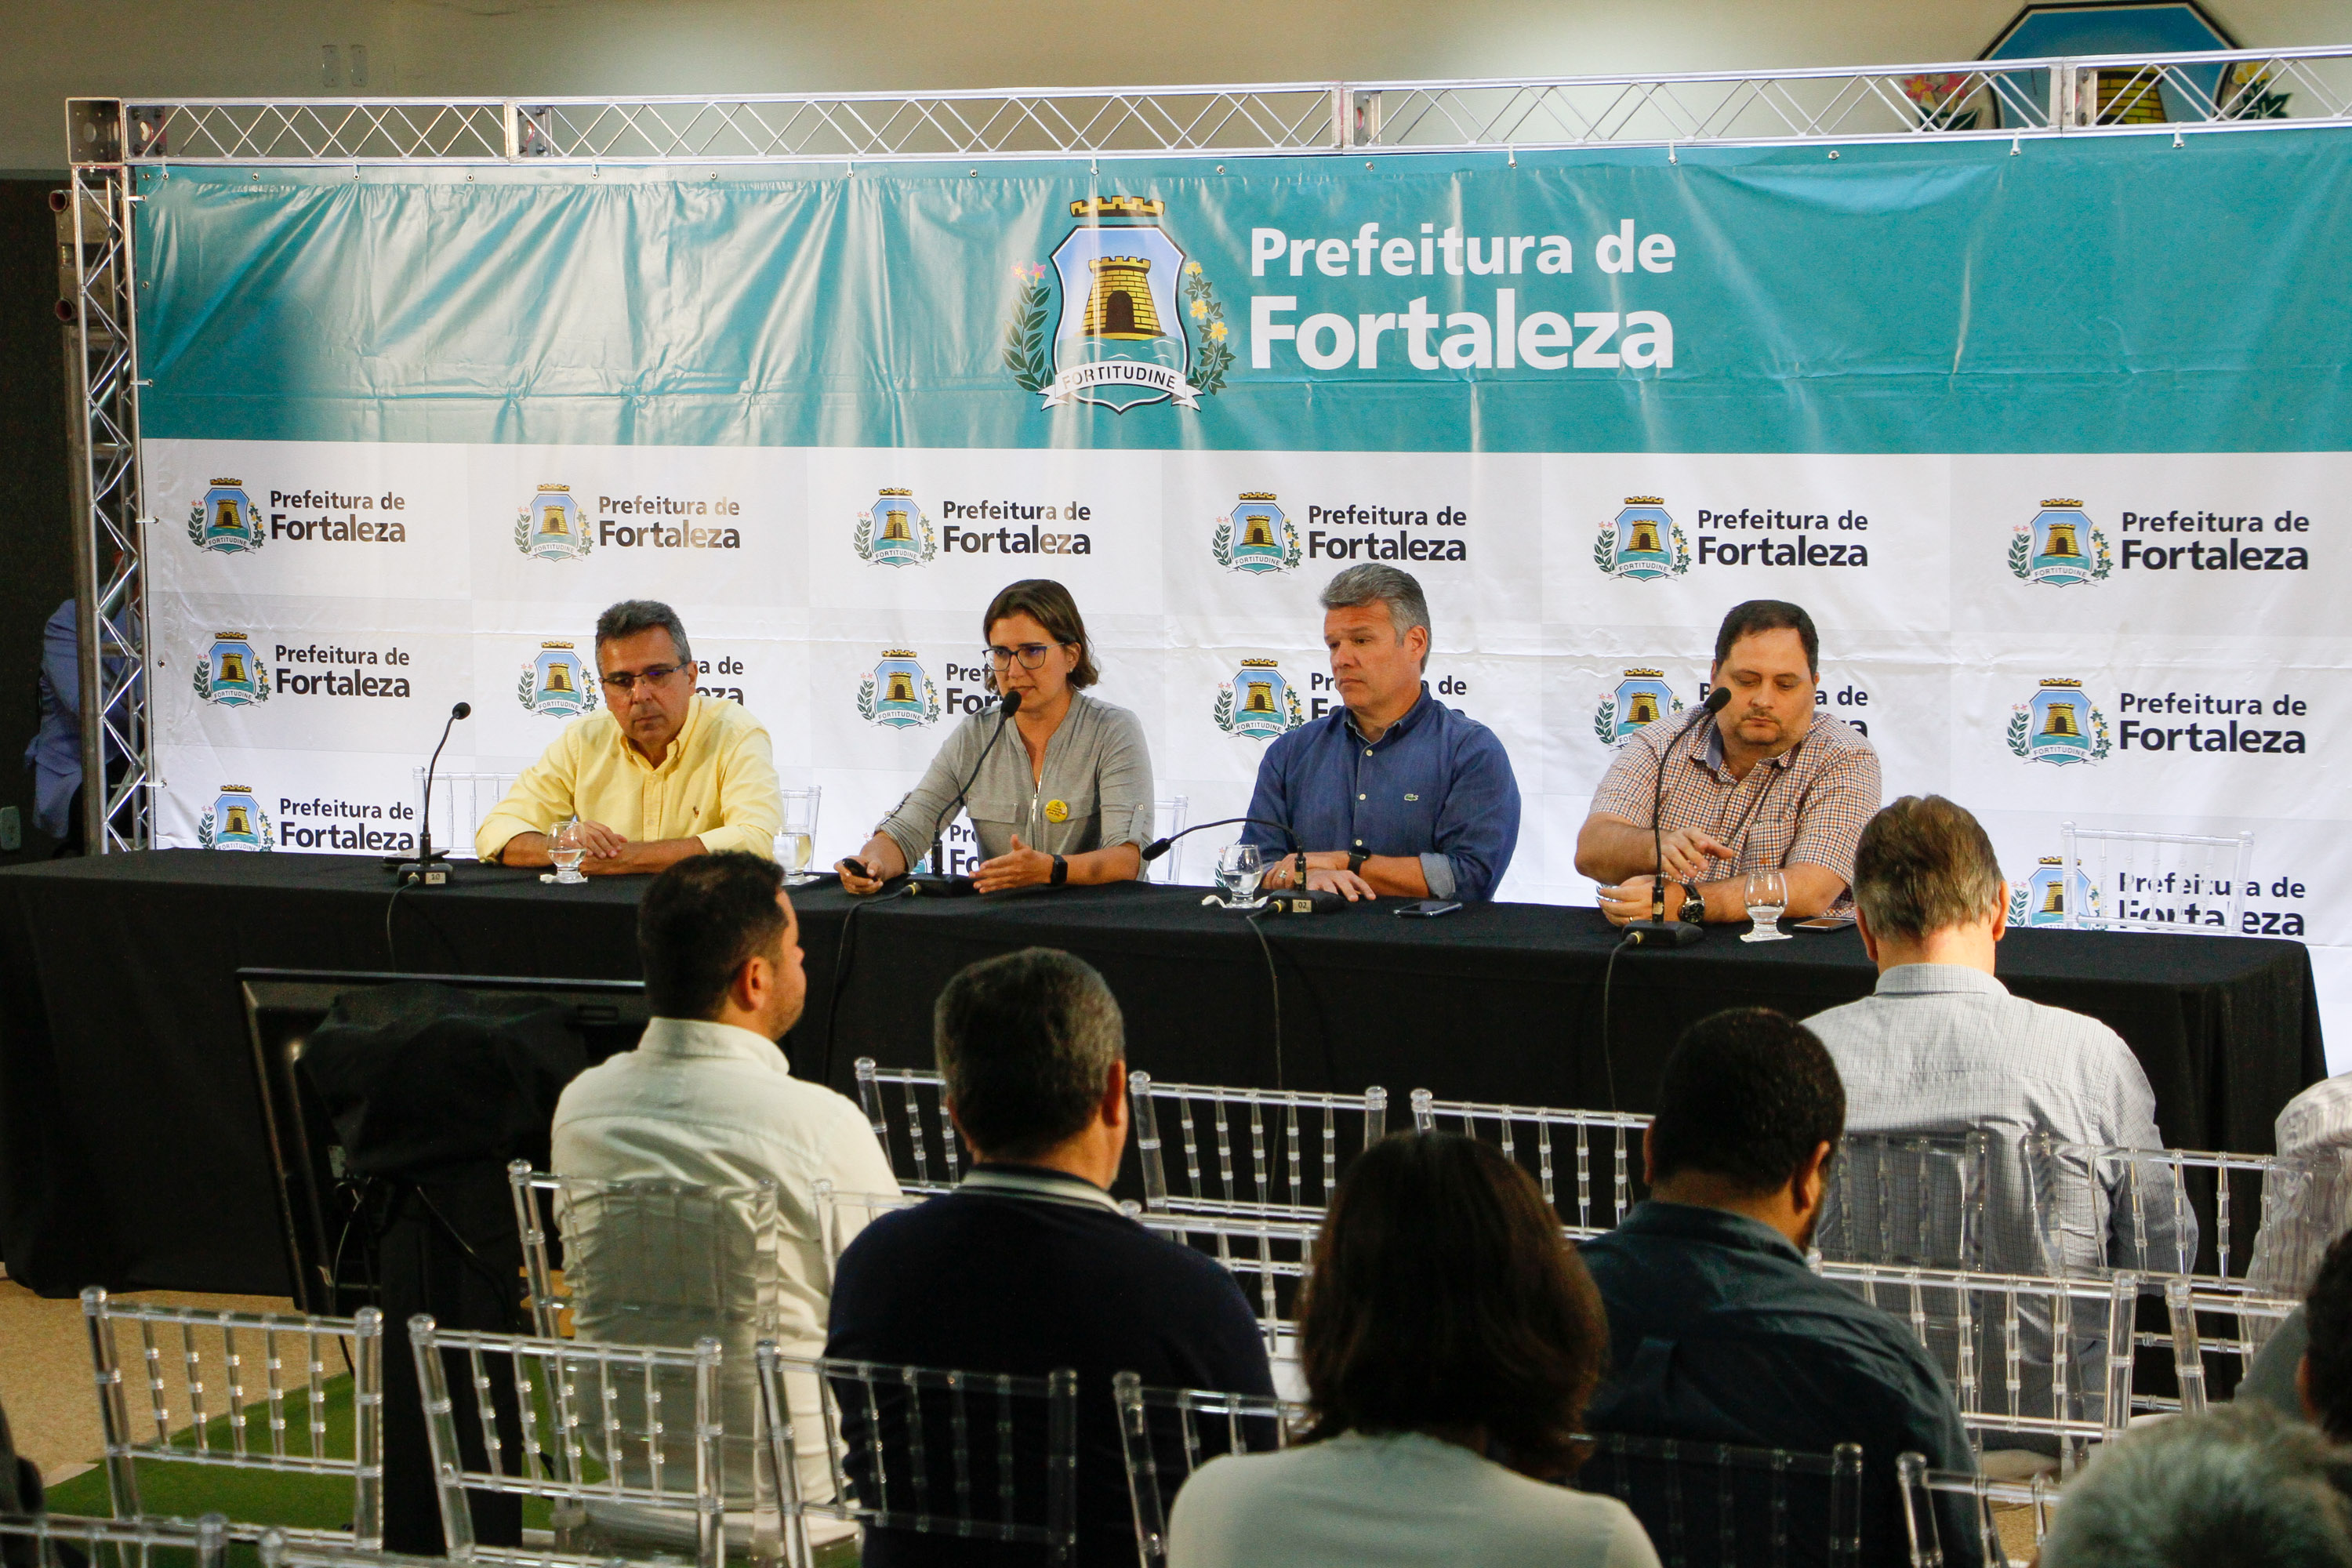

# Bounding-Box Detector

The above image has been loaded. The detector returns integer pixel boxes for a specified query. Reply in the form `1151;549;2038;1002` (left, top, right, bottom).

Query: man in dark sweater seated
826;946;1274;1566
1576;1008;1981;1568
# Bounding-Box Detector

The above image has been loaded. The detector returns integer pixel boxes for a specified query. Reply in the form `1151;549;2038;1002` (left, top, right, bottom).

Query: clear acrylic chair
754;1341;1078;1568
1408;1090;1650;1236
1815;1134;1991;1272
1896;1453;2061;1568
851;1059;963;1193
1130;1074;1388;1221
1111;1374;1299;1567
254;1526;593;1568
81;1287;385;1547
1573;1432;1864;1568
0;1511;230;1568
2056;822;2254;934
406;1315;756;1568
413;771;520;862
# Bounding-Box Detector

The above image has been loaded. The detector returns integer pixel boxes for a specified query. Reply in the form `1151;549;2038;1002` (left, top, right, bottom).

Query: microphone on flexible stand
908;690;1022;897
1621;684;1730;948
1143;815;1349;916
389;701;471;887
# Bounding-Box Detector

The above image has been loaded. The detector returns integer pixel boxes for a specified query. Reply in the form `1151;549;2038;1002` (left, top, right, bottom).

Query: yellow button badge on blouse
1044;799;1070;823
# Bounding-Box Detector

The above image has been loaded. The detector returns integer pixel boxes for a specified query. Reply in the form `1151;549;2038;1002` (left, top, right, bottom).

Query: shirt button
1354;839;1363;847
1358;793;1367;800
1364;748;1372;756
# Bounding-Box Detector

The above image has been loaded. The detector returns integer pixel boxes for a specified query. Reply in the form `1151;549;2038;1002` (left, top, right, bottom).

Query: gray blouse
876;691;1155;869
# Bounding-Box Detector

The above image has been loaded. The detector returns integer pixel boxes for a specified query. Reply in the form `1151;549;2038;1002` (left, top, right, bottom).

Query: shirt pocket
1040;784;1103;850
966;789;1026;832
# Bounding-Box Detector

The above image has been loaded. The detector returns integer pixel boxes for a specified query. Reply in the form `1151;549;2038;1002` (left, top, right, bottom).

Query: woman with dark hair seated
1167;1133;1661;1568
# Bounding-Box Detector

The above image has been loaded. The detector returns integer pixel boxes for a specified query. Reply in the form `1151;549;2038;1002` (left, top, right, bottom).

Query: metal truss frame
64;47;2352;848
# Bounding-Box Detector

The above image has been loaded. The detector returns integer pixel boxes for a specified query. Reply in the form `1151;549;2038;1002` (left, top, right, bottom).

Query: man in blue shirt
1245;564;1520;903
1578;1007;1980;1568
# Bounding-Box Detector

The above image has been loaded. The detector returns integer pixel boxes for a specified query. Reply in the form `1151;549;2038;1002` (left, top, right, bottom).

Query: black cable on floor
1599;931;1636;1112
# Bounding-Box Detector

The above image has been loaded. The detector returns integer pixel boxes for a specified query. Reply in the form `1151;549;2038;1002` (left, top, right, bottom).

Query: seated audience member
551;851;900;1542
1577;1008;1979;1568
1243;564;1520;904
479;599;782;872
2290;1230;2352;1445
827;948;1273;1565
2038;1404;2352;1568
1167;1132;1660;1568
1807;795;2192;1281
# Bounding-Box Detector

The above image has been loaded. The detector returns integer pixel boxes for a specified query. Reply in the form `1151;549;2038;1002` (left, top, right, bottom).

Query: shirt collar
636;1014;792;1073
1345;683;1432;748
1617;1200;1810;1266
1872;963;2011;1000
956;1163;1125;1215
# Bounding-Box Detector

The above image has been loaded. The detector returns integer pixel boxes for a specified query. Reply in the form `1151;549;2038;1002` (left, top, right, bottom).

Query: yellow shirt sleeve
695;717;782;858
475;724;586;860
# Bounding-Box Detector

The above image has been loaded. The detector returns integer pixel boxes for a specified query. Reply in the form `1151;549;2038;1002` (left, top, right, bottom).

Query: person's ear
1794;1140;1833;1216
1854;902;1878;964
1988;886;2009;944
1101;1060;1129;1131
2299;1352;2318;1424
1641;1123;1657;1187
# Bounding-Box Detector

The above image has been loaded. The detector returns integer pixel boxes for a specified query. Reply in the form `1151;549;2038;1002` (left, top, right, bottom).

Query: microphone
909;690;1022;897
1145;815;1348;916
390;701;471;886
1621;684;1729;948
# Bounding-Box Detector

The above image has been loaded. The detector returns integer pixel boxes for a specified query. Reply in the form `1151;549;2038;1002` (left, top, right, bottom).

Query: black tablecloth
0;851;2325;1298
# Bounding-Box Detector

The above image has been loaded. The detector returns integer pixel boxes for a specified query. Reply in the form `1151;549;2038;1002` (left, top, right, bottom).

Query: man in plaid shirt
1577;600;1880;924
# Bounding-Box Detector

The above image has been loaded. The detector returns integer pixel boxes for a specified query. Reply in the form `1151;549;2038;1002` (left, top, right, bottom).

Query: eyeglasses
601;662;687;692
985;643;1063;670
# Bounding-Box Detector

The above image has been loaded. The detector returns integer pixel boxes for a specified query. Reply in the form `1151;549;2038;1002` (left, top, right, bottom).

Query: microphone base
1622;917;1704;948
1251;890;1349;916
906;873;978;898
389;856;455;887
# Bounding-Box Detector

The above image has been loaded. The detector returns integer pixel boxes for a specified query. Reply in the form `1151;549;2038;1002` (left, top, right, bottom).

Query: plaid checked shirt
1591;708;1880;887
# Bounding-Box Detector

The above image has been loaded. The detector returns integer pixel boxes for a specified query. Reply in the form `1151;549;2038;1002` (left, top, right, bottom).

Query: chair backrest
852;1059;963;1192
2056;822;2254;934
1111;1375;1298;1568
755;1342;1078;1568
1145;797;1189;884
1131;1074;1388;1221
415;769;520;860
0;1511;230;1568
1574;1432;1864;1568
254;1528;586;1568
507;1163;782;1344
1813;1261;2140;1461
1816;1133;1991;1272
2248;1142;2352;1301
407;1316;736;1568
80;1288;384;1548
2024;1137;2297;1283
1896;1453;2060;1568
1409;1089;1649;1235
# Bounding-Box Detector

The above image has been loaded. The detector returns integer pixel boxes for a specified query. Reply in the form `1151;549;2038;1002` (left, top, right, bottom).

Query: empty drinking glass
1742;867;1790;942
778;786;820;885
1215;843;1265;909
551;817;587;885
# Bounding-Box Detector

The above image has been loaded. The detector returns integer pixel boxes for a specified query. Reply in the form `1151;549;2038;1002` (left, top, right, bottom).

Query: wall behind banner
136;132;2352;1062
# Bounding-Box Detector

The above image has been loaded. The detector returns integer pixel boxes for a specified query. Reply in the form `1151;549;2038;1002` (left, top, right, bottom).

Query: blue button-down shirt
1240;684;1520;902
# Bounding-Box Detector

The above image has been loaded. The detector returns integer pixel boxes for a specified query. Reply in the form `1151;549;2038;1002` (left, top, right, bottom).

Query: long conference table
0;850;2325;1299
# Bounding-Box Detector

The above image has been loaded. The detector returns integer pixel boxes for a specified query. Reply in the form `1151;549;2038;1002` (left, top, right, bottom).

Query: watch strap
1347;850;1368;875
1050;853;1069;887
1680;878;1704;919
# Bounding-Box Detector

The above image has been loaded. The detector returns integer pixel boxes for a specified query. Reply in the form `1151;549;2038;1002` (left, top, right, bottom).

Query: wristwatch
1049;853;1069;887
1680;878;1704;920
1347;850;1369;876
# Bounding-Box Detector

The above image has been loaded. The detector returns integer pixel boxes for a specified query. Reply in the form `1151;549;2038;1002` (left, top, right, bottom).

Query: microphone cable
820;880;915;1090
1243;906;1287;1091
1597;929;1635;1112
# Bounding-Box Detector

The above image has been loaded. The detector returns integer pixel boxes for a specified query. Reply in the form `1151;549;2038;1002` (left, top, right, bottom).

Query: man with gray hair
1806;796;2187;1448
827;948;1272;1566
477;599;781;873
2036;1404;2352;1568
1246;564;1520;903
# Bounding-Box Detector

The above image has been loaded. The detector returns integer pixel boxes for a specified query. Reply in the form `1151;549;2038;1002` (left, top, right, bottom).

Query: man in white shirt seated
1807;796;2192;1452
551;851;900;1550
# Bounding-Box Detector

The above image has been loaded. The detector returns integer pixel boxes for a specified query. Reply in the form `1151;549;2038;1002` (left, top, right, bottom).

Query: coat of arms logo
193;633;270;706
2009;678;2112;765
854;488;938;567
2009;856;2101;925
858;651;941;729
2009;499;2112;586
188;479;264;554
1214;659;1306;741
1592;669;1682;748
1212;493;1302;574
1004;197;1229;414
1595;497;1690;580
518;641;597;717
515;485;592;561
197;784;275;851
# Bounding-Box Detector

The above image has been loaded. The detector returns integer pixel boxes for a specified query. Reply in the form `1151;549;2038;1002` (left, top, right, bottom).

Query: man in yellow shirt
477;601;781;874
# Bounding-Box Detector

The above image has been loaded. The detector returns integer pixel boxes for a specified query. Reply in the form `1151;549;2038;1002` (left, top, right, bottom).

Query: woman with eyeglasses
837;579;1154;895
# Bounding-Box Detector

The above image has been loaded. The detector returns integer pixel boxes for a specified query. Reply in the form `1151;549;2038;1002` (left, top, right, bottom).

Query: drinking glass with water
1215;843;1265;909
778;786;821;885
551;817;587;885
1741;867;1790;942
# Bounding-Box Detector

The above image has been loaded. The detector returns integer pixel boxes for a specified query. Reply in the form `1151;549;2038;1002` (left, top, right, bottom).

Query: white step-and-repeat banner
130;134;2351;1059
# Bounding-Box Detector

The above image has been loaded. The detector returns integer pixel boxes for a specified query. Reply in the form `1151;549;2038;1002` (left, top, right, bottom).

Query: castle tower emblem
1041;196;1201;413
